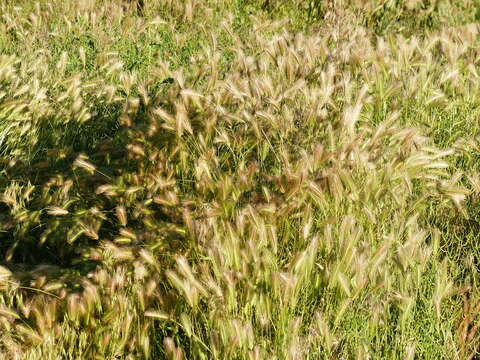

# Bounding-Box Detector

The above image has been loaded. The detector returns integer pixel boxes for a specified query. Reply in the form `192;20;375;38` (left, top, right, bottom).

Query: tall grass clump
0;0;479;359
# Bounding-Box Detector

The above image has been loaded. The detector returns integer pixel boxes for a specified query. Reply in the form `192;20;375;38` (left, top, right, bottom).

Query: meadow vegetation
1;0;480;358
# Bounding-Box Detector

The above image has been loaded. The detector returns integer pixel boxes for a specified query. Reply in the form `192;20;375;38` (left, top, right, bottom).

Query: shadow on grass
0;94;179;283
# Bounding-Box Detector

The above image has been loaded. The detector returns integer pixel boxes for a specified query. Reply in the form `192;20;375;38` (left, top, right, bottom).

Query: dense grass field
1;0;480;358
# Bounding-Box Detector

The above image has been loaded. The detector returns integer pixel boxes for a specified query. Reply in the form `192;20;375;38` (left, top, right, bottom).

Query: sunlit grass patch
0;0;480;359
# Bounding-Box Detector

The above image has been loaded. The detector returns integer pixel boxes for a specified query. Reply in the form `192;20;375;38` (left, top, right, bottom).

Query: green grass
0;0;480;359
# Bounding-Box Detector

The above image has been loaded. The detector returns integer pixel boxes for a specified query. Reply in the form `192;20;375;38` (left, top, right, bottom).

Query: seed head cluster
0;0;479;359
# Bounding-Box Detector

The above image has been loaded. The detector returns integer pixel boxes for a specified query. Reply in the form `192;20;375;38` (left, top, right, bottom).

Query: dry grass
0;0;480;359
